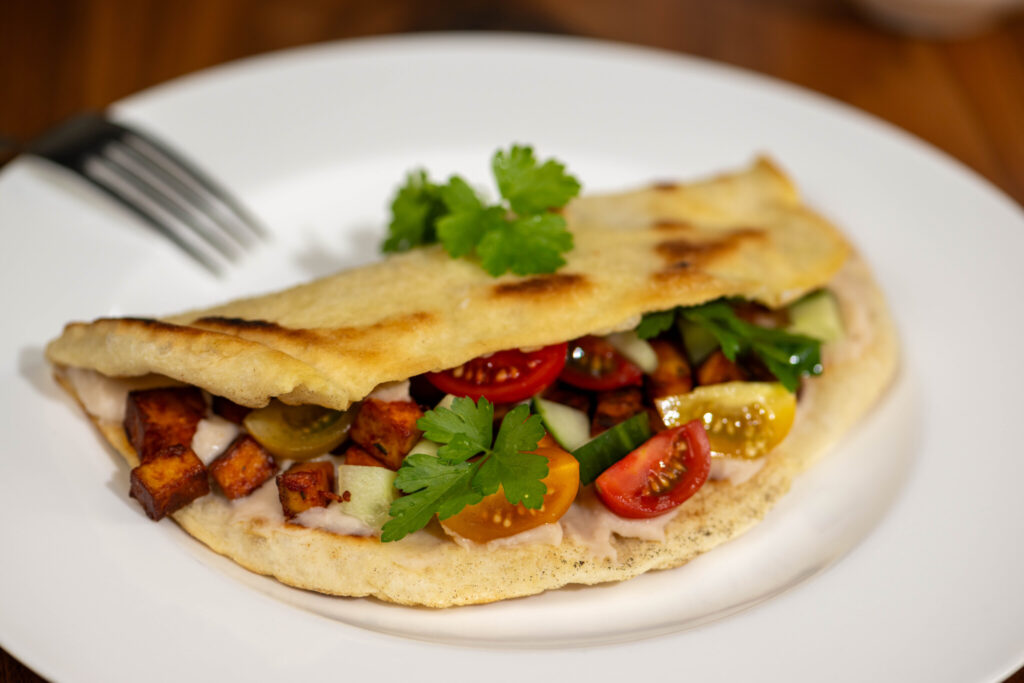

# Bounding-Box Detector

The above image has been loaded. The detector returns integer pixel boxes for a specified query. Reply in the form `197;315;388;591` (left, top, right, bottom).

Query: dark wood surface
1;1;1022;680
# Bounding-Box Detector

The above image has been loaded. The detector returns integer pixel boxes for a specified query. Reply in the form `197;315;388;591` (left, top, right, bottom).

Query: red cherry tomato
594;420;711;519
426;343;568;404
559;336;644;391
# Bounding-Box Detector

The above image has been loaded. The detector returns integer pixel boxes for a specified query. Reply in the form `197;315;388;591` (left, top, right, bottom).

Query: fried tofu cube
129;445;210;521
277;461;336;519
349;399;424;470
211;395;251;425
209;435;278;500
696;350;749;386
124;387;206;463
342;443;388;468
592;387;645;436
646;339;693;399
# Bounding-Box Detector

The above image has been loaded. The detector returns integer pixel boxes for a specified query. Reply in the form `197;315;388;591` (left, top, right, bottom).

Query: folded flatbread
46;158;898;606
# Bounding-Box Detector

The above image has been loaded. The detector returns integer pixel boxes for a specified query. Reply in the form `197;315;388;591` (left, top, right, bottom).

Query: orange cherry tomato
441;445;580;543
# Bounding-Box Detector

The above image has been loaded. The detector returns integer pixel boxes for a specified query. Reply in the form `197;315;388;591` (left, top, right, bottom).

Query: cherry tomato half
426;343;567;404
441;444;580;543
594;420;711;519
559;336;643;391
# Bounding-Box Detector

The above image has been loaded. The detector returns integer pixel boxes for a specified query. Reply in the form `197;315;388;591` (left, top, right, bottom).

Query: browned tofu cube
209;435;278;500
696;350;749;386
646;339;693;400
592;387;645;436
342;443;388;468
542;383;591;414
211;395;251;424
277;461;336;519
349;399;424;470
129;445;210;521
124;387;206;463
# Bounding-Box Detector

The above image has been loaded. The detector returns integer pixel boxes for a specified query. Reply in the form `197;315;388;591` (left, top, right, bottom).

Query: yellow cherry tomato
243;400;354;461
654;381;795;460
441;445;580;543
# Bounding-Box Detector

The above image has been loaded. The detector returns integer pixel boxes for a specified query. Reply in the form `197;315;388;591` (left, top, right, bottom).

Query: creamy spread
191;417;240;465
296;503;375;536
709;456;765;485
443;522;563;551
367;380;412;403
560;486;681;560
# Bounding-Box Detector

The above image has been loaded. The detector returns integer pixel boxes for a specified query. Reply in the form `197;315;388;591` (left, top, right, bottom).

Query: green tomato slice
243;401;354;461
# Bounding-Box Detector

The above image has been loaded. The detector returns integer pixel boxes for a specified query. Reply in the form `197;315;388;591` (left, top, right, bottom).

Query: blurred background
1;0;1022;680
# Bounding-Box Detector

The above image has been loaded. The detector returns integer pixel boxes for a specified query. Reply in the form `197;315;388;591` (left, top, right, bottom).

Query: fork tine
110;136;254;251
117;127;268;241
102;140;243;260
80;154;227;275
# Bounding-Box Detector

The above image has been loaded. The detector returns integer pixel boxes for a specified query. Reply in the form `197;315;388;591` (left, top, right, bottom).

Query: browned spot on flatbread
651;181;679;191
653;229;765;280
196;316;283;331
653;219;694;231
491;273;587;297
195;312;437;345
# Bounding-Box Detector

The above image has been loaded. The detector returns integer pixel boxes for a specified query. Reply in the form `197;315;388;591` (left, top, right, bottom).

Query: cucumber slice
787;290;843;342
606;331;658;373
335;465;399;530
533;397;590;451
571;412;652;485
678;318;719;365
408;438;439;457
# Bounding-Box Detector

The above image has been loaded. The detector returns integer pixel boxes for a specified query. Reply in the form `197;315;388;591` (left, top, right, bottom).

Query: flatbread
46;158;848;411
46;159;897;606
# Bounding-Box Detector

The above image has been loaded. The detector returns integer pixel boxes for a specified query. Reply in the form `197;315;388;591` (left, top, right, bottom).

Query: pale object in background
851;0;1024;36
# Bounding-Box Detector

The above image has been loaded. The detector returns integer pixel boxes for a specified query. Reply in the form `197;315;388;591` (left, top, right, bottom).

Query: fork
26;113;266;274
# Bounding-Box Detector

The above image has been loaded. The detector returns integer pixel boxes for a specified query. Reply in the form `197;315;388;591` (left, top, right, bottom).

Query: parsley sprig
380;397;548;542
381;145;581;277
635;301;823;392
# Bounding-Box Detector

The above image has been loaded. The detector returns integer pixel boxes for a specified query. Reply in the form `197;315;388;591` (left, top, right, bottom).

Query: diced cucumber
787;289;843;342
408;438;439;457
606;331;658;373
335;465;399;530
571;412;652;485
533;397;591;451
678;318;719;365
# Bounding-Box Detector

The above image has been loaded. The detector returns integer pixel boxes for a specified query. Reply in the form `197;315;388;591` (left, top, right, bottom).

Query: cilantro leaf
382;170;446;253
635;310;676;339
476;213;574;276
492;145;581;215
474;404;548;506
681;301;822;392
381;145;581;276
382;397;548;542
416;396;493;452
381;455;480;542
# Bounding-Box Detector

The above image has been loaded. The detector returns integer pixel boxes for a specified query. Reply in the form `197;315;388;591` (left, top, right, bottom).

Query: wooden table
1;1;1021;680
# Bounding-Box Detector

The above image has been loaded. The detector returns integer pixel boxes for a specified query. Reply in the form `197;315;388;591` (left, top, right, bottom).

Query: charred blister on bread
129;444;210;521
124;387;206;463
209;435;278;500
349;399;424;470
647;339;693;399
592;387;646;435
277;461;336;519
342;443;388;468
696;350;749;386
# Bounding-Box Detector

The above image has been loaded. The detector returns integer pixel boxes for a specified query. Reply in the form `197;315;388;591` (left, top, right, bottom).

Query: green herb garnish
381;145;581;277
681;301;822;392
634;301;823;392
380;397;548;542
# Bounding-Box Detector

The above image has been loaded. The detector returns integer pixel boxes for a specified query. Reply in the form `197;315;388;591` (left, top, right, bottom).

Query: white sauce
560;487;680;560
366;379;412;403
191;416;240;465
295;502;375;537
63;367;137;423
229;477;284;524
709;457;765;485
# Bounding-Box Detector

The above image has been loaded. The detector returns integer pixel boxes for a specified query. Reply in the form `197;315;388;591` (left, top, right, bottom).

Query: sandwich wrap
46;158;898;606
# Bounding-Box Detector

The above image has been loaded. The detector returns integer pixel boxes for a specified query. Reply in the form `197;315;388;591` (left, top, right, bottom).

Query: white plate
1;34;1022;683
